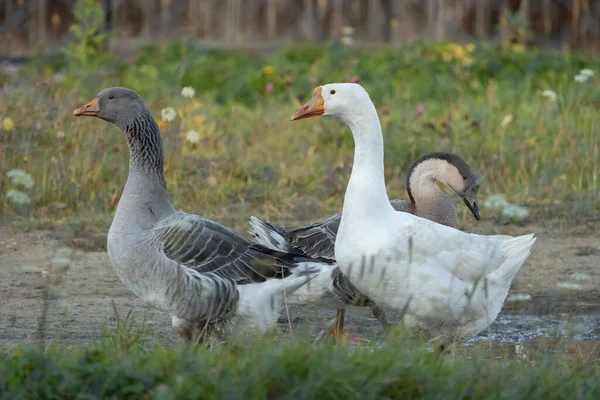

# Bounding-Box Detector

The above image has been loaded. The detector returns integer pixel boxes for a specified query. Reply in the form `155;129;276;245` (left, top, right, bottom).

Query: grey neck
408;173;457;228
111;109;175;231
120;109;167;189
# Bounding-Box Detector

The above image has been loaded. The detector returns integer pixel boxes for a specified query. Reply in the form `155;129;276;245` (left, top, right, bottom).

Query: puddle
468;313;600;343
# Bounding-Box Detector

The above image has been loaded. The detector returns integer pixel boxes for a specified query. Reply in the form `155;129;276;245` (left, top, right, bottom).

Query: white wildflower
341;36;354;47
541;90;557;102
574;73;589;83
579;68;594;78
56;131;65;139
6;189;31;205
50;156;58;164
181;86;196;98
483;194;510;210
185;130;200;144
7;169;34;189
161;107;177;122
341;26;355;36
499;114;513;128
501;204;529;221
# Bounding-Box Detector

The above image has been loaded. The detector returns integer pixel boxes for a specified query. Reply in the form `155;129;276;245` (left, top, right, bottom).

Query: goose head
73;87;147;129
290;83;373;122
408;152;481;220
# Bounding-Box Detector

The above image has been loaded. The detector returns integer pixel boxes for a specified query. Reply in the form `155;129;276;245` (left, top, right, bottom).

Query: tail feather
249;216;289;252
494;233;536;282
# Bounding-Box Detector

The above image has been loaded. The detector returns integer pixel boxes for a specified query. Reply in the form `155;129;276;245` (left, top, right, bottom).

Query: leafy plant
61;0;109;70
5;169;35;214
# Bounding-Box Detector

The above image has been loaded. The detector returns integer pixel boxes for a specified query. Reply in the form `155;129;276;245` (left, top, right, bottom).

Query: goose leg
370;305;391;332
328;308;369;344
330;309;346;339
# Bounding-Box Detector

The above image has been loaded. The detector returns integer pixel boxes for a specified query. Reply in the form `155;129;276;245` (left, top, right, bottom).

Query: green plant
60;0;110;70
5;169;35;215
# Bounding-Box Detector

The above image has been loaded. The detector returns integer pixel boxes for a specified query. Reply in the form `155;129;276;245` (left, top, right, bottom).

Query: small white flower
574;74;588;83
541;90;557;102
502;204;529;221
50;156;58;164
341;26;355;36
340;36;354;47
56;131;65;139
181;86;196;98
185;130;200;144
499;114;513;128
579;68;594;78
161;107;177;122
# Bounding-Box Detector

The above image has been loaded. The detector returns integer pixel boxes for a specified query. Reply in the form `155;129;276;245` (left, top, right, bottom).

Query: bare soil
1;221;599;346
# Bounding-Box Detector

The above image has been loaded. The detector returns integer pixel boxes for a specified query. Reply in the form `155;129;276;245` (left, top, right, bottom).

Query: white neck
339;103;393;222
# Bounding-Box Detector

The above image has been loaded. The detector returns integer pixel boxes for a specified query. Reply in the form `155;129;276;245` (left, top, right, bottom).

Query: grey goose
73;87;335;343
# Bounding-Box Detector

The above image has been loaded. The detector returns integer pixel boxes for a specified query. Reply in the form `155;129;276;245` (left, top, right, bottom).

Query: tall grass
1;329;599;399
1;40;599;233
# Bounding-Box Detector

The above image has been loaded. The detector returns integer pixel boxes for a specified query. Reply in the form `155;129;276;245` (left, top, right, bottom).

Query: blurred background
2;0;600;58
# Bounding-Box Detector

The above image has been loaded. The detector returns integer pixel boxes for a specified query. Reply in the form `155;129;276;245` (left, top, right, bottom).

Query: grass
1;40;600;234
1;324;599;399
1;37;600;398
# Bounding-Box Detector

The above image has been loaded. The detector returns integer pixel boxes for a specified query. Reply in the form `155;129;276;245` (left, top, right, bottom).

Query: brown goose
73;87;335;343
249;151;481;341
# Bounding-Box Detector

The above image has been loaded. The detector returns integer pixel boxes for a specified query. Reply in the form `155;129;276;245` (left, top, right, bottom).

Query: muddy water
470;313;600;343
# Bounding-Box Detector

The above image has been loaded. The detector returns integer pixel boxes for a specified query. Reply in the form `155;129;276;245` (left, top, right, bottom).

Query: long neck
407;162;457;227
123;109;167;189
407;166;447;207
113;110;175;229
341;104;393;221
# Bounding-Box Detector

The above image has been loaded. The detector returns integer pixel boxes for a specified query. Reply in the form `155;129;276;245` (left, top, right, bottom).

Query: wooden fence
1;0;600;58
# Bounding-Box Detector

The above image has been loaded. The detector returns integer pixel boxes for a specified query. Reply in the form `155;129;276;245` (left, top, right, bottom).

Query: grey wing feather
154;212;321;285
280;212;342;260
390;199;413;213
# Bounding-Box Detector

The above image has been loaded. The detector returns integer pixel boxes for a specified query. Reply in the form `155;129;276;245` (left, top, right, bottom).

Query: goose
249;151;481;341
73;87;335;343
287;83;536;343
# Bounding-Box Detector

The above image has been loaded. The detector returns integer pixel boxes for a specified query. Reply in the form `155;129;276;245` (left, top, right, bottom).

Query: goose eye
108;94;114;100
462;176;467;180
330;90;336;95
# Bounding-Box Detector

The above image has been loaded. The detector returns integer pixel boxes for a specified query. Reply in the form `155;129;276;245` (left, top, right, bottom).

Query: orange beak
290;87;324;121
73;98;100;117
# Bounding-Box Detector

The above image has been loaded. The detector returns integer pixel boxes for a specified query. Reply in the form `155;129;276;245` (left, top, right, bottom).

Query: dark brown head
406;152;481;220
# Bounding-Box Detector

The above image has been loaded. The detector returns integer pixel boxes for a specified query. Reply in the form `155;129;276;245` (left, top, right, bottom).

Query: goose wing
155;212;324;285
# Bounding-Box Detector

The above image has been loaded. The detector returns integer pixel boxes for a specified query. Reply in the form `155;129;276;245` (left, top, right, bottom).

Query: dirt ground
1;221;600;347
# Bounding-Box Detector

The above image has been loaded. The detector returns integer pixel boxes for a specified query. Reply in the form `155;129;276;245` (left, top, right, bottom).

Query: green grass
2;37;600;398
1;40;599;233
1;327;599;399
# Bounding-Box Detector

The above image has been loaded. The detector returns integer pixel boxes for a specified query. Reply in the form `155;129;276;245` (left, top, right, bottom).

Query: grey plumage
74;87;333;343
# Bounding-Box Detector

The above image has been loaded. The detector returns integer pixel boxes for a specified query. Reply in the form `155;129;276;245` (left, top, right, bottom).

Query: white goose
73;87;335;343
249;151;481;341
288;83;536;342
